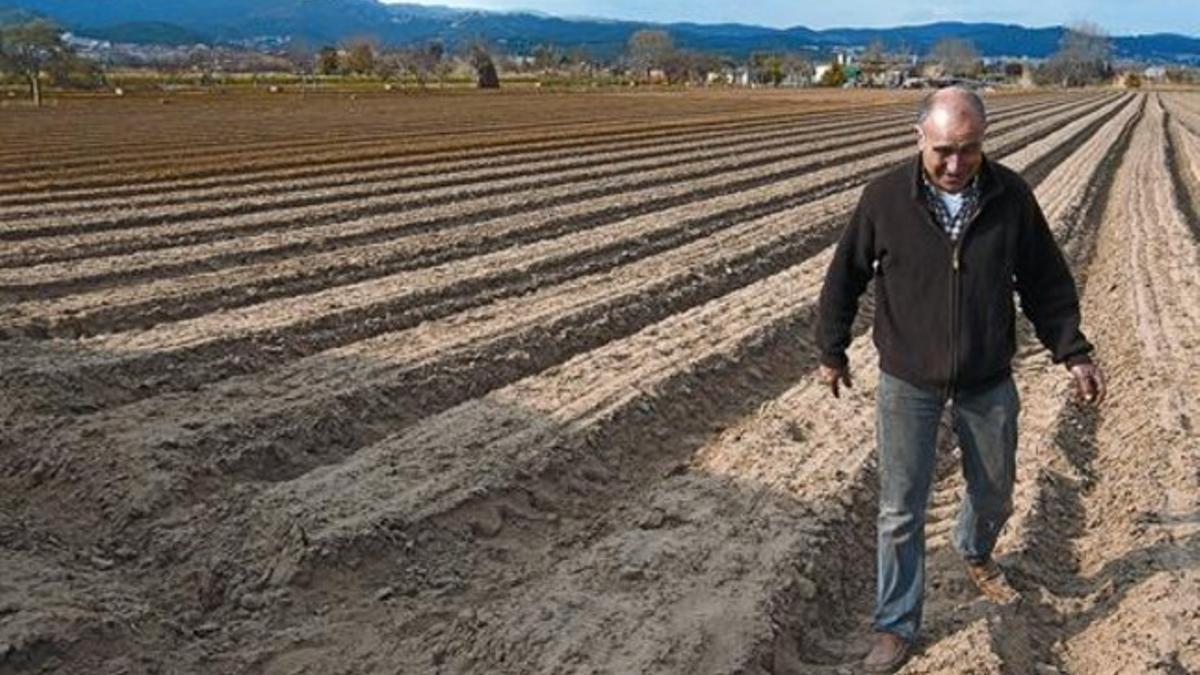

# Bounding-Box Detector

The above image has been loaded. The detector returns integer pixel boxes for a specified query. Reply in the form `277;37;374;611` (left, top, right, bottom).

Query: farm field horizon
1;87;1198;674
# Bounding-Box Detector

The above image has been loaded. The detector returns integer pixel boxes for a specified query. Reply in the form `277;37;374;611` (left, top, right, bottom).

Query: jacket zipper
914;161;1002;397
914;206;959;398
946;196;994;398
947;243;961;399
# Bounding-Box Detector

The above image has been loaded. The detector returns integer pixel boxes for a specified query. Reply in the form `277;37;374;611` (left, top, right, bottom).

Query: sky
388;1;1199;36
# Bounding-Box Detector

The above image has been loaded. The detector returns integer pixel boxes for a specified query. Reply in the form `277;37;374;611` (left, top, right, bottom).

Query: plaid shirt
921;174;980;241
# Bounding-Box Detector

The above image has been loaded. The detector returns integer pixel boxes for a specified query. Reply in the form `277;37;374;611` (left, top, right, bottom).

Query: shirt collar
908;152;1001;204
920;170;979;199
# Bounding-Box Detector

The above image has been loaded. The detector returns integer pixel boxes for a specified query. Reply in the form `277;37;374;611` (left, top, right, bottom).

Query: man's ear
914;124;926;150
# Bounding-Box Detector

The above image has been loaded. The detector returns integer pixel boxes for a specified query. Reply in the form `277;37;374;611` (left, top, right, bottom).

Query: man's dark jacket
815;154;1093;395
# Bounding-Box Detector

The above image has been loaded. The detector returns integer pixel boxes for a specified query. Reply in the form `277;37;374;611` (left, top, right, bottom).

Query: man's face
916;105;986;193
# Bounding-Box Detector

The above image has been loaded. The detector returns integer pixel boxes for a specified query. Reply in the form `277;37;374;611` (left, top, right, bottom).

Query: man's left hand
1070;362;1106;405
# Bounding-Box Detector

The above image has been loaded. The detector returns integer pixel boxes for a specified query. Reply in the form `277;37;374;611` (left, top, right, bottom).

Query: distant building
1143;66;1168;80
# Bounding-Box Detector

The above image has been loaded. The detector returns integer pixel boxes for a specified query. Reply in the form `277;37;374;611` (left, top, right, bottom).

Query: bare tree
426;42;453;87
565;46;592;74
284;37;317;88
1038;22;1113;87
388;42;444;89
185;47;218;88
627;29;673;80
45;50;104;90
781;53;814;85
374;49;402;82
531;43;562;73
342;38;376;76
859;38;888;81
0;19;69;106
317;46;339;76
659;49;720;85
927;38;981;78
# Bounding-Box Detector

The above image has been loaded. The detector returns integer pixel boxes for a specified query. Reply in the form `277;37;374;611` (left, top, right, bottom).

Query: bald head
917;85;988;129
915;86;987;193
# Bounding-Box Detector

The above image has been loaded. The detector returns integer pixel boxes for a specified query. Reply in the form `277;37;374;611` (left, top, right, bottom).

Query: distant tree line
300;37;498;89
625;29;817;86
0;15;1192;107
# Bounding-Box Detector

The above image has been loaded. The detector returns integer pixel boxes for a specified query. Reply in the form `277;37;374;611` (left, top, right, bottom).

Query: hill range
2;0;1198;63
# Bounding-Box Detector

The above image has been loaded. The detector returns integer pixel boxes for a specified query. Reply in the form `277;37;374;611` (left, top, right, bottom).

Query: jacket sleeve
815;195;876;369
1013;186;1094;367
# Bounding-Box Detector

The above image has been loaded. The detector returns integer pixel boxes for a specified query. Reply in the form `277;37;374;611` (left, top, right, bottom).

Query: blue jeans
873;372;1019;642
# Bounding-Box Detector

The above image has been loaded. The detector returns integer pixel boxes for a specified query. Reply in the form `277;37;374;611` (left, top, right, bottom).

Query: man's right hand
820;364;853;399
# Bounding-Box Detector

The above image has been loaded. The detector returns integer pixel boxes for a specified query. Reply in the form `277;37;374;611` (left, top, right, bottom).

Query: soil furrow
1161;101;1200;241
0;92;1105;445
747;91;1142;673
102;90;1127;675
0;95;1113;339
0;94;1094;270
3;91;1173;675
0;96;800;176
0;104;929;250
0;106;898;232
990;95;1200;675
1;241;852;674
0;94;907;198
3;193;851;515
0;104;916;224
2;93;1104;535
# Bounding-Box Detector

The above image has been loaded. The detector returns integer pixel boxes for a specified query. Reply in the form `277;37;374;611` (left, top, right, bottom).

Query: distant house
1143;66;1168;81
781;71;812;87
706;71;733;85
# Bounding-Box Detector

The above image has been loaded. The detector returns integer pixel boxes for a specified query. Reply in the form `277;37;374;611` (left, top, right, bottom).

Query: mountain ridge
2;0;1197;62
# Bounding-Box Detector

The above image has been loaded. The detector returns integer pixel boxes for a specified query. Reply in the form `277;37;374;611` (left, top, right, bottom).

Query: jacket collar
907;152;1005;205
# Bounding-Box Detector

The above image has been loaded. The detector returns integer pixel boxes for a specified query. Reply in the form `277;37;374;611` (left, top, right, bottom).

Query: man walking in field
815;87;1106;673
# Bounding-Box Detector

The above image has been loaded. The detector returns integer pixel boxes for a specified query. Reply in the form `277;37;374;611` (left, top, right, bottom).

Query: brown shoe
966;558;1021;604
861;631;911;673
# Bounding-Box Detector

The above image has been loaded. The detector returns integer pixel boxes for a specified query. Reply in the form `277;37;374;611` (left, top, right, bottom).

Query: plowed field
2;89;1197;675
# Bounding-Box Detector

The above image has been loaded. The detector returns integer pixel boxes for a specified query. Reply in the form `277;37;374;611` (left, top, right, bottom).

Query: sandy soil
1;88;1195;675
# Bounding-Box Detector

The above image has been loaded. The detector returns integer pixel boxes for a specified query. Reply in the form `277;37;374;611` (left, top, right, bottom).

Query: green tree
0;19;70;106
469;43;500;89
819;61;846;87
749;51;785;86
